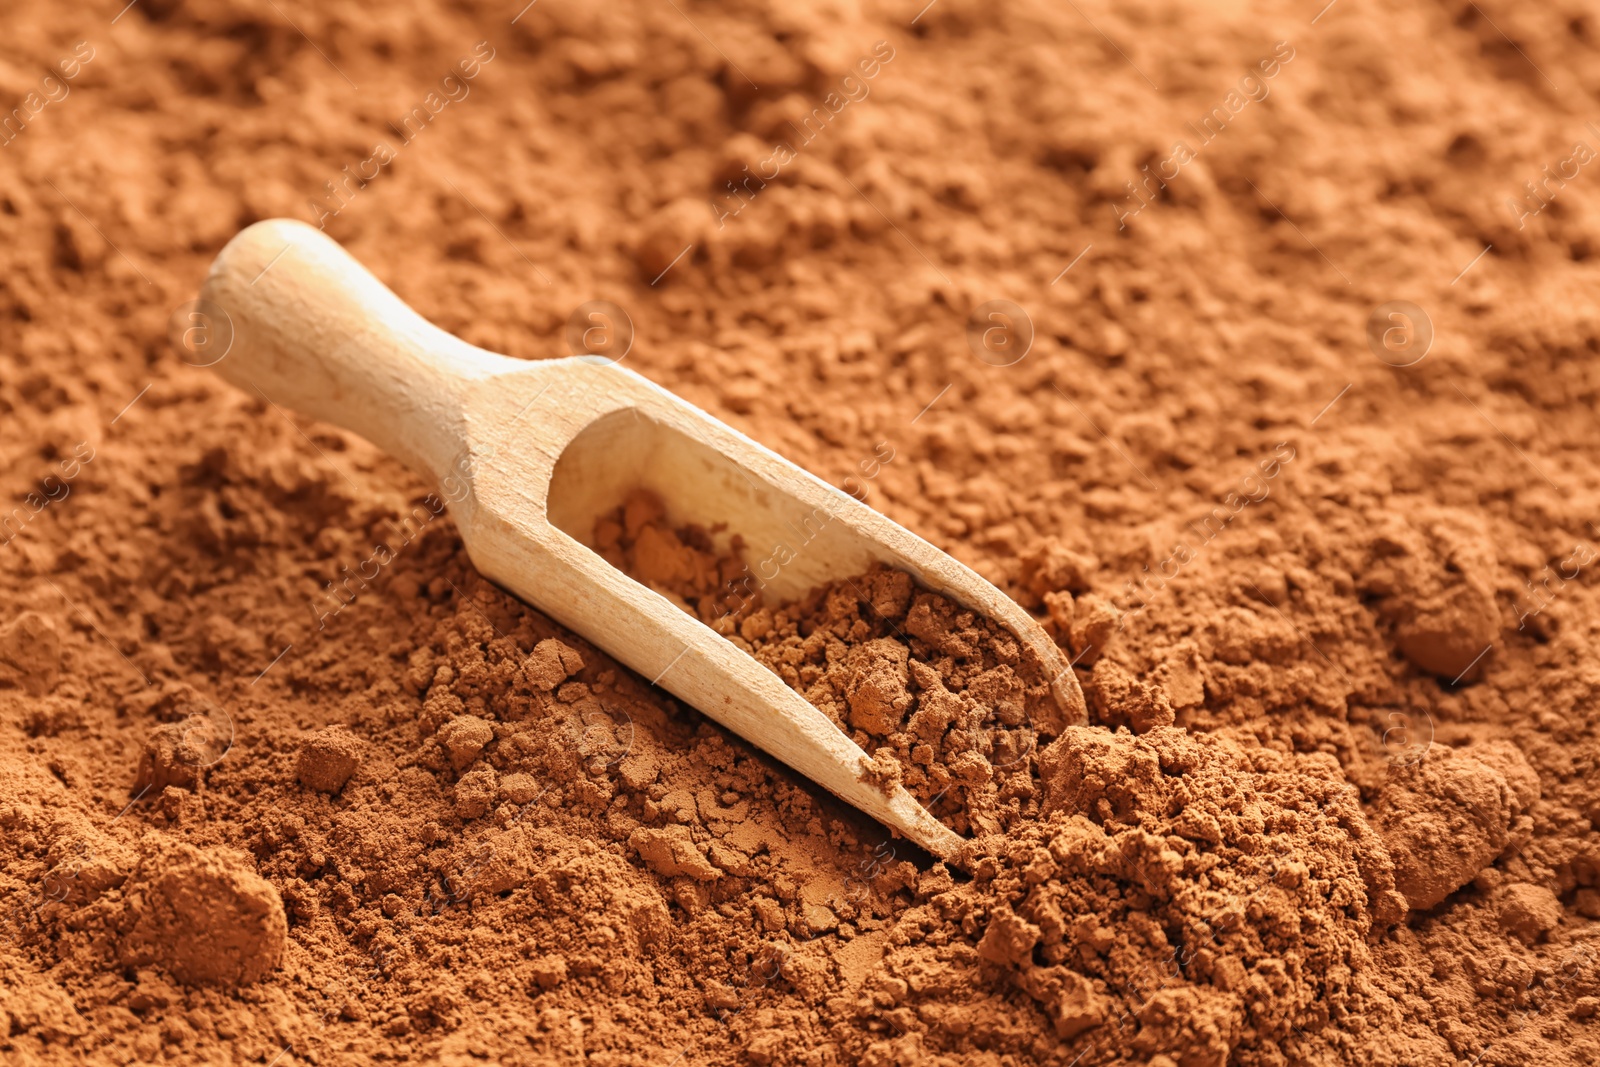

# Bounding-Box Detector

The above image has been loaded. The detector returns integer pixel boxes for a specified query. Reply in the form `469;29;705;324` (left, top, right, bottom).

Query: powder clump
628;825;720;881
524;637;585;692
116;840;287;988
295;726;361;794
1496;883;1562;943
843;637;913;735
0;611;61;696
436;714;495;772
131;713;229;794
1358;512;1501;680
1369;746;1523;911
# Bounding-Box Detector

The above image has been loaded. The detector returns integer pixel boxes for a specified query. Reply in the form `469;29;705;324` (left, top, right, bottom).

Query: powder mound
295;726;361;793
498;772;542;804
1470;738;1542;811
118;841;287;987
1369;745;1524;911
1055;592;1120;667
989;725;1408;1059
594;490;1054;834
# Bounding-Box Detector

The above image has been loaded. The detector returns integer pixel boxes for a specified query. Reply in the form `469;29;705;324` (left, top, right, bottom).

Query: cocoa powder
3;1;1600;1065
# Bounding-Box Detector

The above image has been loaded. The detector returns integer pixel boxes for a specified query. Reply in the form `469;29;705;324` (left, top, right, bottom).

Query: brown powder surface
4;1;1600;1065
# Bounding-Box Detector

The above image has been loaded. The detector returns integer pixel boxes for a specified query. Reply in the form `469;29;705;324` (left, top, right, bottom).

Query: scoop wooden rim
198;219;1088;862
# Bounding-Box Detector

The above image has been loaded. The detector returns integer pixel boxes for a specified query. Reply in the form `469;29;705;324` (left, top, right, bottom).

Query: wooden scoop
200;219;1087;862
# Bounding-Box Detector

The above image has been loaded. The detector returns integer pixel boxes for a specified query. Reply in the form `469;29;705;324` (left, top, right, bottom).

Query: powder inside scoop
594;488;1053;836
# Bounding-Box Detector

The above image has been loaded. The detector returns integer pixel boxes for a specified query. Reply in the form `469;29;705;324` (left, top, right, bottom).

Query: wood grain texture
201;218;1088;862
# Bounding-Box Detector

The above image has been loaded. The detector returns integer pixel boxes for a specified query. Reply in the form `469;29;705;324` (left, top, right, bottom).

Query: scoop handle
199;218;526;481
